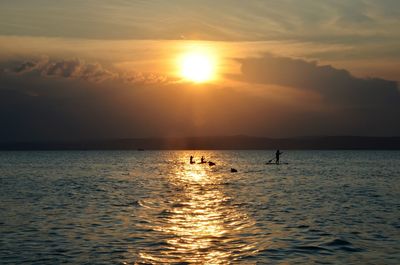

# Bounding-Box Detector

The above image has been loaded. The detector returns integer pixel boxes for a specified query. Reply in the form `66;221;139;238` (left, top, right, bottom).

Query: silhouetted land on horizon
1;136;400;150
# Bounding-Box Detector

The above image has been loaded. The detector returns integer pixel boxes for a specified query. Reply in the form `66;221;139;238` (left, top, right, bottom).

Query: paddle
267;151;283;163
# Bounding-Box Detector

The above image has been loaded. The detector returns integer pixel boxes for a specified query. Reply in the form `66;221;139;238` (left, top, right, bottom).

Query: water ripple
0;150;399;264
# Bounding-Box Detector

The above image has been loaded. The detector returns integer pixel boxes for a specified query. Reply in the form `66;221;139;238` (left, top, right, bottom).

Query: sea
0;150;399;264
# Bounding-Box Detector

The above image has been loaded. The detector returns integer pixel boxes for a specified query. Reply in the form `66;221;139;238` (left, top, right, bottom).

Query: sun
179;51;216;83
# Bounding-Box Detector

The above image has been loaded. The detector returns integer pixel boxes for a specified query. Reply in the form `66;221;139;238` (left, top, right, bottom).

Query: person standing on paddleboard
275;149;283;164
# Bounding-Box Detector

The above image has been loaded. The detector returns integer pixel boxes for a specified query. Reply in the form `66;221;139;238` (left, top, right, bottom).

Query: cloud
1;61;400;141
0;44;399;141
13;60;41;74
119;71;172;85
42;59;117;83
7;56;49;75
232;54;400;106
7;57;117;83
1;1;399;43
5;57;170;84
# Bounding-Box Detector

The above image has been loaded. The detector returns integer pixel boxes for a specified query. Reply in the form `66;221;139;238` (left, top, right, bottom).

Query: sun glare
179;51;216;83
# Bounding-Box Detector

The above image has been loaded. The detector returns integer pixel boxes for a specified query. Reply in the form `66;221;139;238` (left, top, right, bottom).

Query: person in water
275;149;283;164
201;156;205;163
190;155;195;164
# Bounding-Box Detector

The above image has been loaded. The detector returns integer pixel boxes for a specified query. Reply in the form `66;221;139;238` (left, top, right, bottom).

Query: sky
0;0;399;141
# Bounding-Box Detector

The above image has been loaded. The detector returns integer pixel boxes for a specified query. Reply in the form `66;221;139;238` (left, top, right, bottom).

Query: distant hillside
1;136;400;150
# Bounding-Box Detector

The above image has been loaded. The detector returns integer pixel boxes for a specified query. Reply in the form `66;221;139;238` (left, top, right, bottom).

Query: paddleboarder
275;149;283;164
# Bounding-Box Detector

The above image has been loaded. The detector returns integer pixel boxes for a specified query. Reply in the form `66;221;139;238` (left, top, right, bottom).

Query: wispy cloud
42;59;117;83
5;57;170;84
0;0;399;43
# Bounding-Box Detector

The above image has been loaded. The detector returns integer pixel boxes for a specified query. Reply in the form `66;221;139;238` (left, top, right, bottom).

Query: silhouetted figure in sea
275;149;283;164
200;156;206;163
190;156;195;164
208;161;215;166
231;168;237;173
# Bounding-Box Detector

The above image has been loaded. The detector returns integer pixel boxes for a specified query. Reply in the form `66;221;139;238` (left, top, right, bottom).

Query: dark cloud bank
0;55;399;142
234;54;400;106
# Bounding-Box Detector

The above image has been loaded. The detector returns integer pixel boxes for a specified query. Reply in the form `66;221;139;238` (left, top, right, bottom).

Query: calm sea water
0;151;399;264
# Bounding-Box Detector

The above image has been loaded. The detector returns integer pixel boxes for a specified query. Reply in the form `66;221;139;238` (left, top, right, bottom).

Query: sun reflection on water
136;152;259;264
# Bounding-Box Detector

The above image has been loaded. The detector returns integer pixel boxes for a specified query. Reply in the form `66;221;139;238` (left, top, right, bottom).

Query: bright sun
179;51;216;83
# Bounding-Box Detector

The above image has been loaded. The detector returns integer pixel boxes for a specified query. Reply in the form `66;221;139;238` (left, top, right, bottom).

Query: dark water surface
0;151;399;264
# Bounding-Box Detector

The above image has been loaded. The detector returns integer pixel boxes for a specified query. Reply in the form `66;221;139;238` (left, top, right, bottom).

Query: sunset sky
0;0;399;141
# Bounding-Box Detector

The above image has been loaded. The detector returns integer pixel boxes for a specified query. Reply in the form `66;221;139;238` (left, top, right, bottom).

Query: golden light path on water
136;152;263;264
